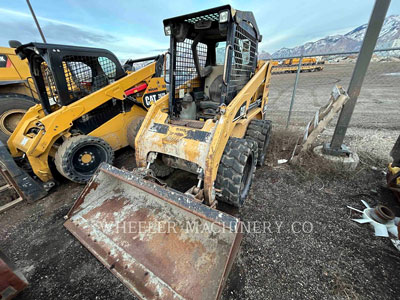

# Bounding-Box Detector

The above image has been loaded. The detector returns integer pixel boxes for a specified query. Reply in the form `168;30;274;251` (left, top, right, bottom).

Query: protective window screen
227;26;257;99
175;39;207;96
62;55;117;102
40;62;59;103
98;57;117;80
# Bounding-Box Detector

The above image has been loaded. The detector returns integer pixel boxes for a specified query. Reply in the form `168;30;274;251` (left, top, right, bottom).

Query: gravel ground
2;63;400;299
223;163;400;300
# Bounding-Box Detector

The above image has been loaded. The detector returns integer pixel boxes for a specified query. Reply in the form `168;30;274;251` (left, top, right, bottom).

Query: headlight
219;10;229;23
164;25;171;36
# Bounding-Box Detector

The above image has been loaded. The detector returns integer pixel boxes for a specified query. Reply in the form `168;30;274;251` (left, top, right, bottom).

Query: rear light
80;81;92;87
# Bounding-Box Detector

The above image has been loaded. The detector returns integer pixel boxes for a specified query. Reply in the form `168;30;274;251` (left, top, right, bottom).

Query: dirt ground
2;63;400;299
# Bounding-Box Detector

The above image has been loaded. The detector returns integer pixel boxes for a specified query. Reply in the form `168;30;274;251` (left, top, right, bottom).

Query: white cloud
0;8;80;27
0;8;168;60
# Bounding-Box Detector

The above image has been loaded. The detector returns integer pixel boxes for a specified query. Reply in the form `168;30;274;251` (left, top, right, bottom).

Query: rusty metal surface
65;163;243;300
0;251;28;300
169;119;205;129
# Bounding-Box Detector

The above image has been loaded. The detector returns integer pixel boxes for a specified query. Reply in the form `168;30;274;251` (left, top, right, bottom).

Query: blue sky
1;0;399;59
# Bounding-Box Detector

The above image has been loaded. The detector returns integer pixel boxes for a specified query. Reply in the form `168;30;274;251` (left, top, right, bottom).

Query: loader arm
203;60;272;201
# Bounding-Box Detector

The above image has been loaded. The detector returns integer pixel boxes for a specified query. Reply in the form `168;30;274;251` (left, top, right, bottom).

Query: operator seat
199;65;224;112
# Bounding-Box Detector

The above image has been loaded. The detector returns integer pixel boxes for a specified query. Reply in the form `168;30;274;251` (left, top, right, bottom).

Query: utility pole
324;0;391;156
286;51;304;128
26;0;47;43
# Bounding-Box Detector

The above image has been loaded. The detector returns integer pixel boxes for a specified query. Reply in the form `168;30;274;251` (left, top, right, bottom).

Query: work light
219;10;229;23
164;25;171;36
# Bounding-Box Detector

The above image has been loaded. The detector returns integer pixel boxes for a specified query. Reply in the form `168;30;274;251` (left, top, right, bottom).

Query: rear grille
227;25;257;102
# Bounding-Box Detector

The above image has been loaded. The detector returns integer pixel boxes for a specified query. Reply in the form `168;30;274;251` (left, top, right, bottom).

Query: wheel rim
71;144;109;176
240;153;254;202
0;109;27;136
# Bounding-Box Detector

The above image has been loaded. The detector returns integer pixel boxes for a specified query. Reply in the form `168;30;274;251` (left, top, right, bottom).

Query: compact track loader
65;5;272;300
0;42;166;203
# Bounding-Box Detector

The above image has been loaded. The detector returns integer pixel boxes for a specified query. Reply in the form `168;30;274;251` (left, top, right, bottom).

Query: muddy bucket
64;163;243;300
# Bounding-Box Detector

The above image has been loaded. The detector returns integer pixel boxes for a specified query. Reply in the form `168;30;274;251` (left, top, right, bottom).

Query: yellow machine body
0;47;37;98
8;62;166;182
388;163;400;185
135;60;272;204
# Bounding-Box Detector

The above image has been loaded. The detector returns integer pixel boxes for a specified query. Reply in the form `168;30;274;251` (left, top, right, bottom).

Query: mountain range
260;15;400;59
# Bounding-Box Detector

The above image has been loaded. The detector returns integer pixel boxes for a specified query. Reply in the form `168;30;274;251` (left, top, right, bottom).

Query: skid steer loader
0;42;166;203
65;5;272;300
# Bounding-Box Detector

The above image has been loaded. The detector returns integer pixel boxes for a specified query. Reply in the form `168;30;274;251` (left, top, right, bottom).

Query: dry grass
266;127;301;165
266;127;352;181
323;252;361;300
324;267;360;300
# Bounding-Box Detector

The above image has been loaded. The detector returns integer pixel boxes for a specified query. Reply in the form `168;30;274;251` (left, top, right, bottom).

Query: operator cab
14;43;136;135
15;43;125;115
163;5;262;121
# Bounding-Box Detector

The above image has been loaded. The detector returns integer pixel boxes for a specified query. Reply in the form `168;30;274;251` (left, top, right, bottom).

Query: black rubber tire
245;119;272;166
151;157;174;178
54;135;114;183
0;93;36;144
215;138;258;207
127;117;144;149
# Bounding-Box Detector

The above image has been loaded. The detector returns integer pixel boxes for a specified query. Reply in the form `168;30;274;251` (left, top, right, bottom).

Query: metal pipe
328;0;391;154
26;0;47;43
272;47;400;61
125;55;160;64
286;55;303;128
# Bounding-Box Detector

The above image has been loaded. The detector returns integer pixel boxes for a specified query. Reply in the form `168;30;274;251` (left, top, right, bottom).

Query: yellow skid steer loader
65;5;272;300
0;42;166;203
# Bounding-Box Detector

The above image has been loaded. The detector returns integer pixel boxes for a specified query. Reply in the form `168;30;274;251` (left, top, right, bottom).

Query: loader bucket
64;163;243;300
0;141;47;203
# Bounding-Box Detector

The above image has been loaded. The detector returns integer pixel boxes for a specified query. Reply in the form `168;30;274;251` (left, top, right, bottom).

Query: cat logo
143;91;166;108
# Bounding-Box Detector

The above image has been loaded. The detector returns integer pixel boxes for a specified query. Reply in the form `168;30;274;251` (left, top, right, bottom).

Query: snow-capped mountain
271;15;400;58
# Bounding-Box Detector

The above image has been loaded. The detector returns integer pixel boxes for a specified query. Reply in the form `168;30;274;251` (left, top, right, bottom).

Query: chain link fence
267;48;400;130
